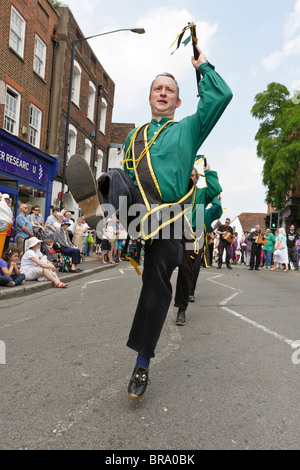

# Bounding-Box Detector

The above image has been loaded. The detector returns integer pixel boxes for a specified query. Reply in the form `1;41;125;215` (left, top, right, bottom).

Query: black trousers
190;250;204;297
60;246;81;265
175;244;203;310
204;243;213;266
218;240;231;266
288;246;298;268
127;233;183;358
174;246;195;311
250;243;261;269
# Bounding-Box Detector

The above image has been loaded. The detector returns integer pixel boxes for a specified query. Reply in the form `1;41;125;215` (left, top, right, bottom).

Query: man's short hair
149;73;180;99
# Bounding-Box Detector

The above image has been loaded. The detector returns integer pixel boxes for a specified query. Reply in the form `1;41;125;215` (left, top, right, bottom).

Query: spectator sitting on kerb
20;237;68;288
0;248;25;287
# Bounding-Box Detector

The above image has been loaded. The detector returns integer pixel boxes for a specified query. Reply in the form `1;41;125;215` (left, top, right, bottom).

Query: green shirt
124;62;232;203
187;170;222;229
204;196;223;231
263;232;276;251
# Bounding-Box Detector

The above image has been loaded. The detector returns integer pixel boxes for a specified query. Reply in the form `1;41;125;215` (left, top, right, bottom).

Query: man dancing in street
123;44;233;400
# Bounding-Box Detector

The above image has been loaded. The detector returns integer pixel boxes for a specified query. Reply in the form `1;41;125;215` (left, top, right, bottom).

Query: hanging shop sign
0;141;48;186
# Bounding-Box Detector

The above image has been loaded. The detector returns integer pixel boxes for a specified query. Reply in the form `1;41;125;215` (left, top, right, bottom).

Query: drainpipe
46;36;59;150
92;84;103;170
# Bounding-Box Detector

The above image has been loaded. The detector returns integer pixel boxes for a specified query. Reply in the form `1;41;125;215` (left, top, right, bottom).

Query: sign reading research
0;141;47;186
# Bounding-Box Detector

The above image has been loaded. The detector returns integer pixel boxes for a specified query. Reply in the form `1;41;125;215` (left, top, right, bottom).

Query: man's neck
151;114;174;122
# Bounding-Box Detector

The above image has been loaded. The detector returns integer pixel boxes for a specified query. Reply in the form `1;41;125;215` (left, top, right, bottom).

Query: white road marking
208;274;295;347
50;269;295;439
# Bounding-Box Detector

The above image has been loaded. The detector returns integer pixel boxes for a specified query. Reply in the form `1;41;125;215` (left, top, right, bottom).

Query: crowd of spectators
0;199;86;288
1;193;299;290
213;224;299;271
0;197;143;289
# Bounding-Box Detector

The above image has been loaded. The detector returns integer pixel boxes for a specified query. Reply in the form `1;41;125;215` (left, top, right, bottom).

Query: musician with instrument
216;218;234;269
248;224;265;271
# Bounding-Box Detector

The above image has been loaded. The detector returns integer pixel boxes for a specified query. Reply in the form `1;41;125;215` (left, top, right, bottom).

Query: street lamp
60;28;145;210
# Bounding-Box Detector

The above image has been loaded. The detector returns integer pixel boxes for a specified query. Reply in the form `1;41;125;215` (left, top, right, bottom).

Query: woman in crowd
28;205;45;235
101;218;115;264
0;248;25;287
20;237;68;287
263;228;275;269
53;219;82;273
272;227;289;272
72;217;85;253
245;230;253;266
54;213;63;230
240;231;248;265
111;217;120;262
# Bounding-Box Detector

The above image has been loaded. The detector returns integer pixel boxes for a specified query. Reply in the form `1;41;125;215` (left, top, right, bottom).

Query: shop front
0;128;59;229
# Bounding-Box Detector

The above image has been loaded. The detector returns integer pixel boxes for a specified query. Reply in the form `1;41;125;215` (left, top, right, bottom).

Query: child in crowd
0;248;25;287
44;238;58;263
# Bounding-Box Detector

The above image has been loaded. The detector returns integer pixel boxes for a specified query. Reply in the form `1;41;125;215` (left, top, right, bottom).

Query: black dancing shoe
176;308;186;326
226;264;232;269
127;367;150;401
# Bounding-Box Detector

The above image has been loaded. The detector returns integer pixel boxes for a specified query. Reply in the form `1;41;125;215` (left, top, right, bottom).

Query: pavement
0;254;120;300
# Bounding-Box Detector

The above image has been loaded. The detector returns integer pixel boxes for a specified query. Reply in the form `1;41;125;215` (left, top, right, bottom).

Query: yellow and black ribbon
170;22;200;94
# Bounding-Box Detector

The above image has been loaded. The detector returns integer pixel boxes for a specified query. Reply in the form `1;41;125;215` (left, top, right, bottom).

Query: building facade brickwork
0;0;59;150
48;5;115;181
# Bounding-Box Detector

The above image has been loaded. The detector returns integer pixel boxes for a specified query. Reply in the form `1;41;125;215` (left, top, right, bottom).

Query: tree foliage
251;82;300;209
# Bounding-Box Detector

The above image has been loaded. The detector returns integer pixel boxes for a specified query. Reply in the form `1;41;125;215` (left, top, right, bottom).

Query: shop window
96;150;103;180
29;104;42;148
68;124;77;159
4;86;21;136
18;183;46;219
84;138;92;165
87;81;96;122
33;35;46;79
9;6;26;58
100;98;107;134
71;61;82;106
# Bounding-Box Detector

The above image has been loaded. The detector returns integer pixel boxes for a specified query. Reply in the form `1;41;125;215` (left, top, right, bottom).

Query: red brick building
47;5;116;213
0;0;59;149
0;0;60;218
0;1;119;219
108;122;135;169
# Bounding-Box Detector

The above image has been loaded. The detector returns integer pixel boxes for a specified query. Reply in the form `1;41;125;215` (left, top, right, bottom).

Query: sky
61;0;300;222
